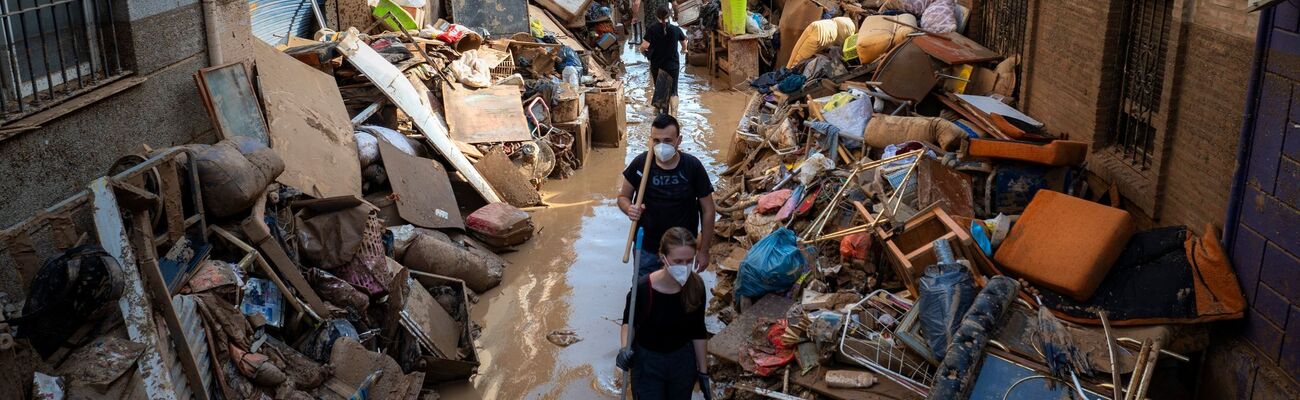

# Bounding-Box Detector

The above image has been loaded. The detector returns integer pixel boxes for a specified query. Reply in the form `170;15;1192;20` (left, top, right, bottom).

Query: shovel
621;228;645;400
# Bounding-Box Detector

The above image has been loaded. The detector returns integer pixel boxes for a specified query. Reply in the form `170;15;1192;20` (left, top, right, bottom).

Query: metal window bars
1111;0;1173;169
969;0;1027;97
838;289;937;397
0;0;126;123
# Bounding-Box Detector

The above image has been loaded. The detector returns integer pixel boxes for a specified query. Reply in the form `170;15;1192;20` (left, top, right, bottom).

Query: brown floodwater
438;49;750;399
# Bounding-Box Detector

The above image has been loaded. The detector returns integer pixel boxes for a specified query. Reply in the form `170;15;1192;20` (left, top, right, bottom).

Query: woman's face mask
661;245;695;286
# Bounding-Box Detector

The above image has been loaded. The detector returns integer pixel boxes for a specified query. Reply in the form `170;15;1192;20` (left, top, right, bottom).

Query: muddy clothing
623;151;714;257
622;277;707;353
650;67;678;115
645;22;686;72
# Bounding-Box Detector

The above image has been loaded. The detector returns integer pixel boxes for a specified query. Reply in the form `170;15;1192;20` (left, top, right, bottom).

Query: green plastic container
721;0;747;35
373;0;418;31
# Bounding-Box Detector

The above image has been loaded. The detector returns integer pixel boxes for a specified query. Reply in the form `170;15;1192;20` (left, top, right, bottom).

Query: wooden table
708;29;773;89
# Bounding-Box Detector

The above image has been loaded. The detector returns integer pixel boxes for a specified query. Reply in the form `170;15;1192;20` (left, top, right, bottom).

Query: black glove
616;347;635;371
698;372;713;400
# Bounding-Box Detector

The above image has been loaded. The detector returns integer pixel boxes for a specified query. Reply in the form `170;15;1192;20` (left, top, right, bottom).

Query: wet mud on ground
439;49;750;399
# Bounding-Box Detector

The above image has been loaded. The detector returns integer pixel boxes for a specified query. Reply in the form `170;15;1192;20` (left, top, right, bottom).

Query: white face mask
666;264;691;286
653;143;677;162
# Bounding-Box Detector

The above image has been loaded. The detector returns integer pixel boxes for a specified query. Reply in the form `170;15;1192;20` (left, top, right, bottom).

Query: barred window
0;0;127;124
1111;0;1174;169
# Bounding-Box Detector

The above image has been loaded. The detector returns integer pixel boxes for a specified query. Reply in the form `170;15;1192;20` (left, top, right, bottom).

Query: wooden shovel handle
622;152;655;263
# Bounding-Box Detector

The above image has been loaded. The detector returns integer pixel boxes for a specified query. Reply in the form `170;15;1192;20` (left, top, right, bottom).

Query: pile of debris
0;1;629;398
701;2;1248;399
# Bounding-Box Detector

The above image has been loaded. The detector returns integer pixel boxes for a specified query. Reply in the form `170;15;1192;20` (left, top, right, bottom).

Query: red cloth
757;189;794;215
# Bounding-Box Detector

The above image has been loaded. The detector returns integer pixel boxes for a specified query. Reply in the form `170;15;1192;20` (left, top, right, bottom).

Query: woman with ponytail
616;227;711;399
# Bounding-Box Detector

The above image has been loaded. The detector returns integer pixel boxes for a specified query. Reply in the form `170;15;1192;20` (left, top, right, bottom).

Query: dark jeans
631;343;697;400
636;249;662;279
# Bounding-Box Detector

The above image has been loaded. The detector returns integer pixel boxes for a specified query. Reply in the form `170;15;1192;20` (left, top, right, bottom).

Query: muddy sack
401;233;504;293
192;137;285;217
864;114;966;152
736;228;806;303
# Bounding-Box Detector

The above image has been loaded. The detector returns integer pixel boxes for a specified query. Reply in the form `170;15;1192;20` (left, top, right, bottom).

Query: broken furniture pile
698;1;1249;399
0;0;632;398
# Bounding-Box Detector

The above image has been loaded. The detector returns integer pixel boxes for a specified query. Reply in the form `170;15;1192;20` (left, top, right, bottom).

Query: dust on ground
438;49;750;399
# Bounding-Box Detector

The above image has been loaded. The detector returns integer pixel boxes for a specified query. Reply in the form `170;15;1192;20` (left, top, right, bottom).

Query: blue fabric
776;74;806;93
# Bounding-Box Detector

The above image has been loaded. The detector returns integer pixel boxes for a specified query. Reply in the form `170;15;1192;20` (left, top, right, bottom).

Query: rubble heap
0;1;629;398
698;1;1249;399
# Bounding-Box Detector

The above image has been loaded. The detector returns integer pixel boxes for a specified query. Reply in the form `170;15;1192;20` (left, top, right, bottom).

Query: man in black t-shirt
619;114;716;277
639;4;686;115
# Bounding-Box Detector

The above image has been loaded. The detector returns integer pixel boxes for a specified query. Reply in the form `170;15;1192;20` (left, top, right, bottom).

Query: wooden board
450;0;528;37
534;0;594;28
196;62;269;145
379;140;465;229
253;39;363;198
337;33;502;204
441;82;533;144
913;32;1003;65
473;149;542;207
529;4;588;51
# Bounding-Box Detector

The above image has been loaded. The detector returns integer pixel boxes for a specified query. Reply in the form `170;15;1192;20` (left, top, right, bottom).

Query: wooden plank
240;193;331;319
534;0;594;28
913;32;1003;65
337;32;502;204
129;208;209;400
379;139;467;228
89;177;178;400
253;39;363;199
529;4;588;51
441;81;533;144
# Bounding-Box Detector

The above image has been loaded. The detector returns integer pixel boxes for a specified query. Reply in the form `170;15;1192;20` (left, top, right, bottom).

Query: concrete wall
1018;0;1255;233
0;0;255;229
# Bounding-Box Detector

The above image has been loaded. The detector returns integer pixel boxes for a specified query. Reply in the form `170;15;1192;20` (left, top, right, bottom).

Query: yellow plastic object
821;92;856;113
842;33;859;61
373;0;418;31
855;14;916;63
530;18;545;38
721;0;748;35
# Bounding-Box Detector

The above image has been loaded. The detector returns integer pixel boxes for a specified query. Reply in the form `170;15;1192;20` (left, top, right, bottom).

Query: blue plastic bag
917;263;977;360
736;228;806;301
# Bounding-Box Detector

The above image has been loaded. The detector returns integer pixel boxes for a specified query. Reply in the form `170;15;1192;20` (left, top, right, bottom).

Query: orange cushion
968;139;1088;166
994;190;1135;301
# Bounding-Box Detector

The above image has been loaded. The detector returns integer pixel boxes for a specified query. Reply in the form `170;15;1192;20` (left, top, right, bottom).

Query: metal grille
0;0;126;123
838;290;936;397
1111;0;1173;169
969;0;1028;95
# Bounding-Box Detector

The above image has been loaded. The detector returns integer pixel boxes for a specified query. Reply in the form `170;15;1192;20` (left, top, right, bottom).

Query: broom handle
623;152;655;263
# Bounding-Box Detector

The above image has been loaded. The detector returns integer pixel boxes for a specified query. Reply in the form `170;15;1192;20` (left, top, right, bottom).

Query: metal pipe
199;0;222;66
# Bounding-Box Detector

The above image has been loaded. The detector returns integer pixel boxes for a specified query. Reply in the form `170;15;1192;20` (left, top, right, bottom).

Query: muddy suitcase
466;202;535;247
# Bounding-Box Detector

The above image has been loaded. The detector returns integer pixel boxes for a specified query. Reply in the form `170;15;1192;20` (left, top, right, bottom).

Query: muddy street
440;51;748;399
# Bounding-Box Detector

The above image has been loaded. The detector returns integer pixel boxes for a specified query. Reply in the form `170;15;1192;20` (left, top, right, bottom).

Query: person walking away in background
616;228;712;399
618;114;716;278
639;4;687;115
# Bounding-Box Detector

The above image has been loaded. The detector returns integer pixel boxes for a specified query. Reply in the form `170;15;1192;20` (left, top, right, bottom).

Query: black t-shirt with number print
622;151;714;252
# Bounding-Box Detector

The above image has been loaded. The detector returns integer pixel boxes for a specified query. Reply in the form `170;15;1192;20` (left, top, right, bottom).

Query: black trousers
631;343;697;400
649;64;679;114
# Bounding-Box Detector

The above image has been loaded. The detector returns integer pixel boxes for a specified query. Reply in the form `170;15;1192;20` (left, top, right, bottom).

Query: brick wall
1018;0;1254;233
1208;1;1300;398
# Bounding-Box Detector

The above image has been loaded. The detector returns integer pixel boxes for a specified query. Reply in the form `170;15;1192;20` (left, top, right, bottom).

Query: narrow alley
440;49;747;399
0;1;1297;400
